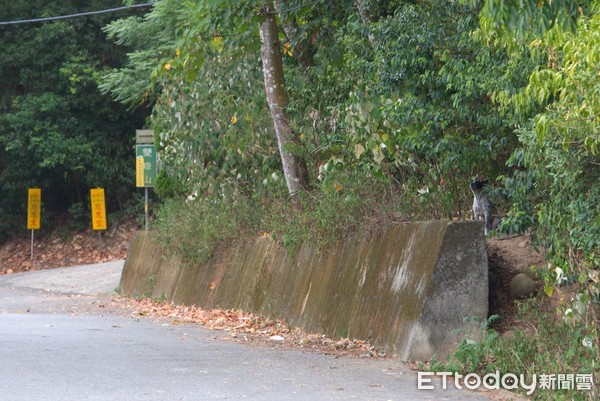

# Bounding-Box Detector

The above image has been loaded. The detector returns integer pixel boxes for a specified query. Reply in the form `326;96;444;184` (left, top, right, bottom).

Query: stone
501;330;515;341
518;265;540;281
510;273;538;299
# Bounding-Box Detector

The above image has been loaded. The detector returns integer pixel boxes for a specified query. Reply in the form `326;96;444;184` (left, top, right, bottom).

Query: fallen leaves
1;219;387;359
0;220;136;275
112;297;387;359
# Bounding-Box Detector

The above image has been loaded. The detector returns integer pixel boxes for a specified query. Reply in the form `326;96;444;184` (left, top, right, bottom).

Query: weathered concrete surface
120;221;488;361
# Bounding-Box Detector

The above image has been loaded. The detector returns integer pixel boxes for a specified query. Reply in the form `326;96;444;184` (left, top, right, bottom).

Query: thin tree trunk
259;1;308;197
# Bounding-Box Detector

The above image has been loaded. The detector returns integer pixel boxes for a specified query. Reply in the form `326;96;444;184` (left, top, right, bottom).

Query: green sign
136;145;157;187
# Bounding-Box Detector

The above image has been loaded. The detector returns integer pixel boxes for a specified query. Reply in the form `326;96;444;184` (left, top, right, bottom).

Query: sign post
135;130;156;231
90;188;107;248
27;188;41;260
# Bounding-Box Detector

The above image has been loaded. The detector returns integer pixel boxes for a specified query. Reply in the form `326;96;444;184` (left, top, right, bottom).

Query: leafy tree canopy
0;0;150;236
18;0;593;303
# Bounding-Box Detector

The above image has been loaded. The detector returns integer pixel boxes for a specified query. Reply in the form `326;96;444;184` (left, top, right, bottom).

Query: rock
518;265;540;280
501;330;515;341
510;273;538;299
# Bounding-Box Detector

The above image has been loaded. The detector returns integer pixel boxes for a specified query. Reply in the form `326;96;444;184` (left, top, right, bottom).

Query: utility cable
0;1;323;26
0;2;154;26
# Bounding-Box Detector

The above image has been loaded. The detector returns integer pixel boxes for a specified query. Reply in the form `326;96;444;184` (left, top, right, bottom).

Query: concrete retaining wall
120;221;488;361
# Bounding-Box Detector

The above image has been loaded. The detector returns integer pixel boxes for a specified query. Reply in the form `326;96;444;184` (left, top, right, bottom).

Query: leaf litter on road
110;296;388;359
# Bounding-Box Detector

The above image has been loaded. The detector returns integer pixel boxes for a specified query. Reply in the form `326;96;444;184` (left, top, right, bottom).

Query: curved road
0;262;520;401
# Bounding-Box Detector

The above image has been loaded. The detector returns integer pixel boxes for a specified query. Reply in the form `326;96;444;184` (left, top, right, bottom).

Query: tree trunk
259;1;308;197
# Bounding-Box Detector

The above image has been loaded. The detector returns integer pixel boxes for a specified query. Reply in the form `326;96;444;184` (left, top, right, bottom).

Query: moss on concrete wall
120;221;488;361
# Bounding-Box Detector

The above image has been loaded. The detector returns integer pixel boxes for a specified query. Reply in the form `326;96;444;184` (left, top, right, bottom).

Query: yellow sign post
90;188;107;249
27;188;41;260
90;188;107;231
136;156;145;188
27;188;41;230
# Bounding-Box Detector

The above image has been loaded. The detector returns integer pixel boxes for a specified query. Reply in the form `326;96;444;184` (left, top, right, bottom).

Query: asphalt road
0;262;517;401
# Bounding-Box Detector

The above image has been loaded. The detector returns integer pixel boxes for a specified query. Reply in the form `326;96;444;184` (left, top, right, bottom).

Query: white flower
186;191;198;202
555;267;567;285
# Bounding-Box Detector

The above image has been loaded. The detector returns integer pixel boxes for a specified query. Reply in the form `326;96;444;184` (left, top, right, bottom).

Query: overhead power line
0;2;155;26
0;0;322;27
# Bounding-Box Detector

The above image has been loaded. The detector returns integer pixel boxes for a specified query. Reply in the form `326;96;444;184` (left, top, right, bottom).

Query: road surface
0;262;519;401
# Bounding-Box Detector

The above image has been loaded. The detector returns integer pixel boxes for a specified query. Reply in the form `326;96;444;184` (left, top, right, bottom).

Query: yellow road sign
90;188;107;230
136;156;145;188
27;188;41;230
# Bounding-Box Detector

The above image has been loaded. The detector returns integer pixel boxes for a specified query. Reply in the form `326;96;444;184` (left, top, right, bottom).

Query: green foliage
0;207;15;242
119;192;148;227
67;202;90;231
154;196;261;265
479;0;595;43
429;299;598;400
153;178;404;263
99;0;184;106
305;1;538;218
151;55;279;202
500;12;600;302
154;171;186;199
262;179;400;253
0;1;149;233
121;0;546;249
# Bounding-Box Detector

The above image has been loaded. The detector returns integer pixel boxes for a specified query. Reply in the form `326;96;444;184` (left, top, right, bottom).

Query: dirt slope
0;220;136;275
487;234;546;331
